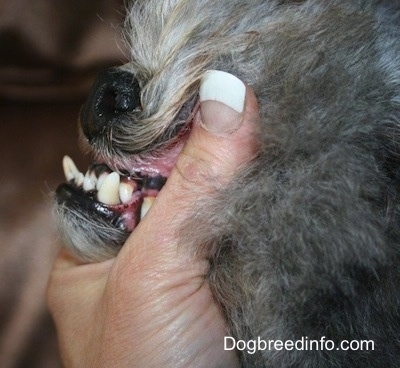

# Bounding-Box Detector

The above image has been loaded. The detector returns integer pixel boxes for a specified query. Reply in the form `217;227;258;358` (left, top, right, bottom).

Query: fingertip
200;70;246;113
198;70;259;137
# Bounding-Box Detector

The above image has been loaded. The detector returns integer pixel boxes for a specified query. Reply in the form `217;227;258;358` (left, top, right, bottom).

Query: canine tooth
62;155;81;181
140;197;156;220
119;182;134;204
83;170;97;191
97;172;121;205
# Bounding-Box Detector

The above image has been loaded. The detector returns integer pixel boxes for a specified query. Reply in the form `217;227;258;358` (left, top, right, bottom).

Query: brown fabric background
0;1;127;366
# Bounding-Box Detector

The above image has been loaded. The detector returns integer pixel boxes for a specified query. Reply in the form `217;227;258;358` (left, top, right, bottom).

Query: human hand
47;70;260;368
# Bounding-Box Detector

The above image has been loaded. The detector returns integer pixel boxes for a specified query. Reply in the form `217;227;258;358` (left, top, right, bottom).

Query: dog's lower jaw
55;201;130;262
55;128;191;262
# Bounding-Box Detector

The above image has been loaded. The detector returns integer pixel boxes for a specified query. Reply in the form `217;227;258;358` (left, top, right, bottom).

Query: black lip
142;175;167;190
56;183;136;230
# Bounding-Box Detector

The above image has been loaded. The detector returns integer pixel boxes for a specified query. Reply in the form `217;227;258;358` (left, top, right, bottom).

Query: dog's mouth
57;157;166;233
56;100;199;236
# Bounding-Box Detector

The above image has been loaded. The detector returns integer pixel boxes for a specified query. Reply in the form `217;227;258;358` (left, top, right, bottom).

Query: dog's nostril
114;91;135;112
81;67;141;140
102;84;138;115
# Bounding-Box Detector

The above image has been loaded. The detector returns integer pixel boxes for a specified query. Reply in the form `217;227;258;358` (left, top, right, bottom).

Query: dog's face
55;1;400;366
55;0;276;261
55;0;388;265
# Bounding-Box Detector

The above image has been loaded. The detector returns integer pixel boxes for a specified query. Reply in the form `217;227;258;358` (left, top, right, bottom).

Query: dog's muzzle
55;67;197;260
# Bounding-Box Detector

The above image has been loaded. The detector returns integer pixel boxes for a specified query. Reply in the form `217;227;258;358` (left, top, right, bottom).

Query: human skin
47;73;260;368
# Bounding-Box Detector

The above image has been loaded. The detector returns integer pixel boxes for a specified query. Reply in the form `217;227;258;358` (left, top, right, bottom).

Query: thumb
175;70;260;190
120;70;260;270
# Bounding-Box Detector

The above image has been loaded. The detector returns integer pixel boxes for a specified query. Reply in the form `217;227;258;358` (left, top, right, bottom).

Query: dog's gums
57;156;160;230
56;122;192;233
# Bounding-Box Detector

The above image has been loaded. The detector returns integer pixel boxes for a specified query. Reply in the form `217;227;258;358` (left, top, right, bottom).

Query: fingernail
200;70;246;113
199;70;246;134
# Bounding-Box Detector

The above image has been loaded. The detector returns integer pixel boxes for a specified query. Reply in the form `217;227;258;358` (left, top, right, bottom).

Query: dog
55;0;400;366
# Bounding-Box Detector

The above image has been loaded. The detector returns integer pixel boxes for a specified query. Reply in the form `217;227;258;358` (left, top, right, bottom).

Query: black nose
80;67;141;141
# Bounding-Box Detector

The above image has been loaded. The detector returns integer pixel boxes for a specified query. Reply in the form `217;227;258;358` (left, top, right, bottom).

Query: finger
177;71;260;188
46;250;112;330
120;70;260;270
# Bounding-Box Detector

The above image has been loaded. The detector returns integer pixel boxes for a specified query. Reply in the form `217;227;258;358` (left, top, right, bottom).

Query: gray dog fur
56;0;400;366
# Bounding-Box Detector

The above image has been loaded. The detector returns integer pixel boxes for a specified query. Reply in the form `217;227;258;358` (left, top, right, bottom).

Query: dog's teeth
62;155;81;182
83;170;97;191
119;182;134;204
75;173;85;187
96;172;108;191
97;172;121;205
140;197;156;220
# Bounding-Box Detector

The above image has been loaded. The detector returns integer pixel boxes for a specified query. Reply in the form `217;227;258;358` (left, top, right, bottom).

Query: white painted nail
200;70;246;113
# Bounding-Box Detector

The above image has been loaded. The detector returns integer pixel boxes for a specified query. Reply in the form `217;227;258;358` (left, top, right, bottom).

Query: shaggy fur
56;0;400;366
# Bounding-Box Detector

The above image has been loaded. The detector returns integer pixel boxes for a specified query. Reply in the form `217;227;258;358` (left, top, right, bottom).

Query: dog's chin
55;114;196;262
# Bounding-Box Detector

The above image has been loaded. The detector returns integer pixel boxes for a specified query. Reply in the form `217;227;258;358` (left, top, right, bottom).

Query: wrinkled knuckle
175;151;214;189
